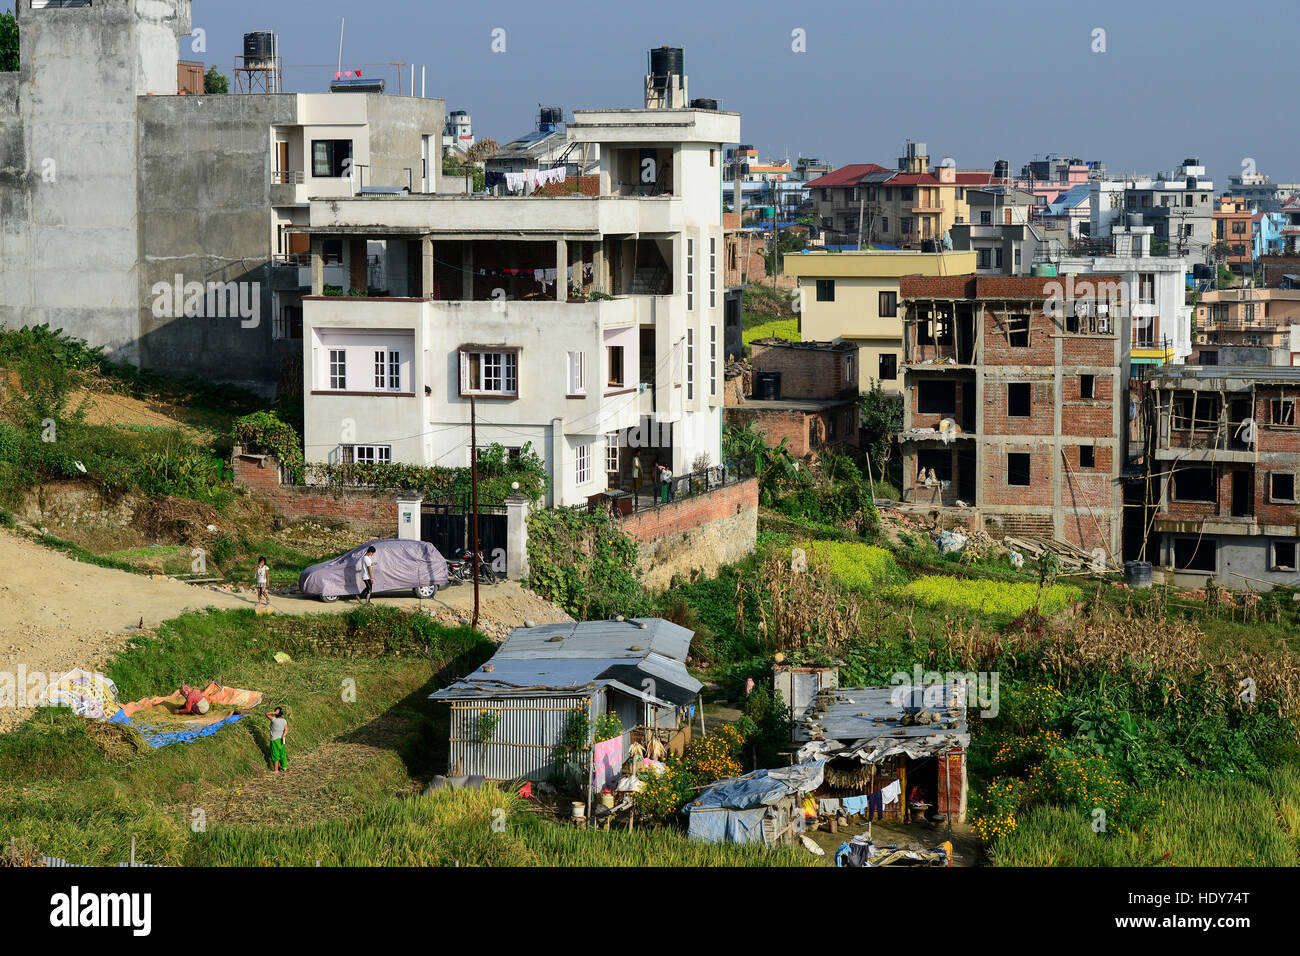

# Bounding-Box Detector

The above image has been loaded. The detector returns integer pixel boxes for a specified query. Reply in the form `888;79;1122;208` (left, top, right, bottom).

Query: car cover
298;538;450;597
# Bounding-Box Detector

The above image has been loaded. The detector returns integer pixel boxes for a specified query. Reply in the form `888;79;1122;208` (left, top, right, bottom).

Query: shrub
800;540;905;591
903;575;1081;619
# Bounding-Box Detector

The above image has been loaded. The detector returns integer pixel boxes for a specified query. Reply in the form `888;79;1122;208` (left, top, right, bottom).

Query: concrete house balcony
307;194;683;237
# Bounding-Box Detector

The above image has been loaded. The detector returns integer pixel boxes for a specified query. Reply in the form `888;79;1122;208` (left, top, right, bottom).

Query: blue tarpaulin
107;708;250;748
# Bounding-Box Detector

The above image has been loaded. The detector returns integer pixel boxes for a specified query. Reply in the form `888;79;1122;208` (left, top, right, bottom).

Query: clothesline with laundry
818;779;902;821
483;166;569;193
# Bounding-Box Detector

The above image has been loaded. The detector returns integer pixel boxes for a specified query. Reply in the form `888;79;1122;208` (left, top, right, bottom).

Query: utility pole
470;395;480;631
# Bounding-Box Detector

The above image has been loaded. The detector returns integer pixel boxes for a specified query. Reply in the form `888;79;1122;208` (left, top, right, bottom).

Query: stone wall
618;477;758;589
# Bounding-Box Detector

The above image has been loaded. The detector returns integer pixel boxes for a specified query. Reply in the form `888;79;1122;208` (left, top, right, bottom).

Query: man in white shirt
361;546;377;603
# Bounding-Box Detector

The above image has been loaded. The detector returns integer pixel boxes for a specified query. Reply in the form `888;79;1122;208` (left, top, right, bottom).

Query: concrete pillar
549;416;566;507
555;238;568;301
422;236;435;299
593;240;607;294
310;235;324;296
505;493;531;581
461;242;474;300
396;495;423;540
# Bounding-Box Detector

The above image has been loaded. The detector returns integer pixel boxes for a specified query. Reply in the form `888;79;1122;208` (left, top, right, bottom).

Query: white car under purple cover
298;538;450;601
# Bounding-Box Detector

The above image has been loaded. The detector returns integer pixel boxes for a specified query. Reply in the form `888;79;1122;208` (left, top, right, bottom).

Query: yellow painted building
783;249;978;393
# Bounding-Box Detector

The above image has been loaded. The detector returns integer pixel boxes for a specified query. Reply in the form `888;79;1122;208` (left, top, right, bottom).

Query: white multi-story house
298;56;739;506
1053;219;1192;367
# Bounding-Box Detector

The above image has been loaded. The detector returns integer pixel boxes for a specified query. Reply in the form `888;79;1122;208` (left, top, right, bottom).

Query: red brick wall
983;377;1055;436
750;341;857;400
232;452;398;530
619;477;759;546
909;374;971;431
983;445;1054;507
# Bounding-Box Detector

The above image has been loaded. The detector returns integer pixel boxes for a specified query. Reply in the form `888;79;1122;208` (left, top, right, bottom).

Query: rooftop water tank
649;46;684;89
1030;263;1057;277
244;31;274;66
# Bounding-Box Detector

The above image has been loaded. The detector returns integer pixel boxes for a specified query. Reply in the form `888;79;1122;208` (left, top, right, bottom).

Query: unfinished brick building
725;338;859;458
1144;366;1300;589
897;275;1130;558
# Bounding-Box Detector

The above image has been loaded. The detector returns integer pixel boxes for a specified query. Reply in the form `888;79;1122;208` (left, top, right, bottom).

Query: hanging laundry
867;791;884;820
484;171;505;190
504;172;525;192
841;794;869;815
880;779;902;806
818;797;842;815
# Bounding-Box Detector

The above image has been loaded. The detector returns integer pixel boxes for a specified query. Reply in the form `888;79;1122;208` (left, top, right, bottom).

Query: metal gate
421;495;508;572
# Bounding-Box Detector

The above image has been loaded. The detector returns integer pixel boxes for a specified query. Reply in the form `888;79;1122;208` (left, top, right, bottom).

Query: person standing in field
254;555;270;607
266;706;289;772
361;545;377;603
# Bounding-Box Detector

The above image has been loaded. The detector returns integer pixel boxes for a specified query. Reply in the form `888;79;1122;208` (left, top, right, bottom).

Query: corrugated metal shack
429;618;701;782
794;684;969;823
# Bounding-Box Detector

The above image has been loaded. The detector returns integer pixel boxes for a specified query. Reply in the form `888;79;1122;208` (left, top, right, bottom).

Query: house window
882;217;889;231
1007;453;1031;487
995;248;1004;269
843;353;854;382
575;443;591;485
1080;445;1095;468
1271;473;1296;502
329;349;347;390
1173;466;1216;502
311;139;354;178
1273;540;1298;571
567;350;586;395
1271;398;1296;426
879;353;897;381
686;328;695;400
1080;374;1095;399
879;291;897;317
980;210;992;225
1008;382;1032;417
816;279;835;302
344;444;392;466
605;432;620;473
373;349;401;391
606;345;625;388
709;237;717;308
274;306;303;341
1173;537;1216;572
1138;273;1155;304
459;349;519;397
1008;314;1030;347
709;325;718;397
686;238;695;311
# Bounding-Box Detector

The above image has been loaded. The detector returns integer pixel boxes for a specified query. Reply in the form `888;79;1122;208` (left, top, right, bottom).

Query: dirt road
0;529;570;732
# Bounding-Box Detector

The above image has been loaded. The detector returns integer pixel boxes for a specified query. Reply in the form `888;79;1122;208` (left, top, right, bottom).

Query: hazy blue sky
61;0;1300;182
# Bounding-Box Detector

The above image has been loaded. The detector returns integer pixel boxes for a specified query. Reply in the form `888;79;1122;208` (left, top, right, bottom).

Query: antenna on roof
337;18;345;78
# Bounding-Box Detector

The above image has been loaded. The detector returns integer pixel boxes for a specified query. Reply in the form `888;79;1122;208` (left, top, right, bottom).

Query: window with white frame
709;325;718;397
459;348;518;397
686;237;695;311
567;350;586;395
329;349;347;390
575;443;591;485
686;328;695;400
708;236;717;308
605;432;620;473
341;444;391;465
373;349;402;391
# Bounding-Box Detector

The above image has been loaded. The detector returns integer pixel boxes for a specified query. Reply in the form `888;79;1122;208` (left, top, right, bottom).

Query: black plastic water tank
755;371;781;401
650;47;684;87
244;31;274;61
690;97;718;110
1123;560;1153;589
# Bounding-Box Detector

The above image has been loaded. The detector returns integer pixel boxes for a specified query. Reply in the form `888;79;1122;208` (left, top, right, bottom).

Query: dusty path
0;529;570;732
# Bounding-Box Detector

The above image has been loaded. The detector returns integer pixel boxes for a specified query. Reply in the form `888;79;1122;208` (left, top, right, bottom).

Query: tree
856;380;903;485
466;138;499;164
1;11;18;73
204;67;228;94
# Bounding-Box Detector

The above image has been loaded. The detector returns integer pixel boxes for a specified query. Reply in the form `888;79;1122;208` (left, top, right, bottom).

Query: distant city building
442;109;474;154
1227;170;1300;214
807;141;992;249
1091;159;1214;262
